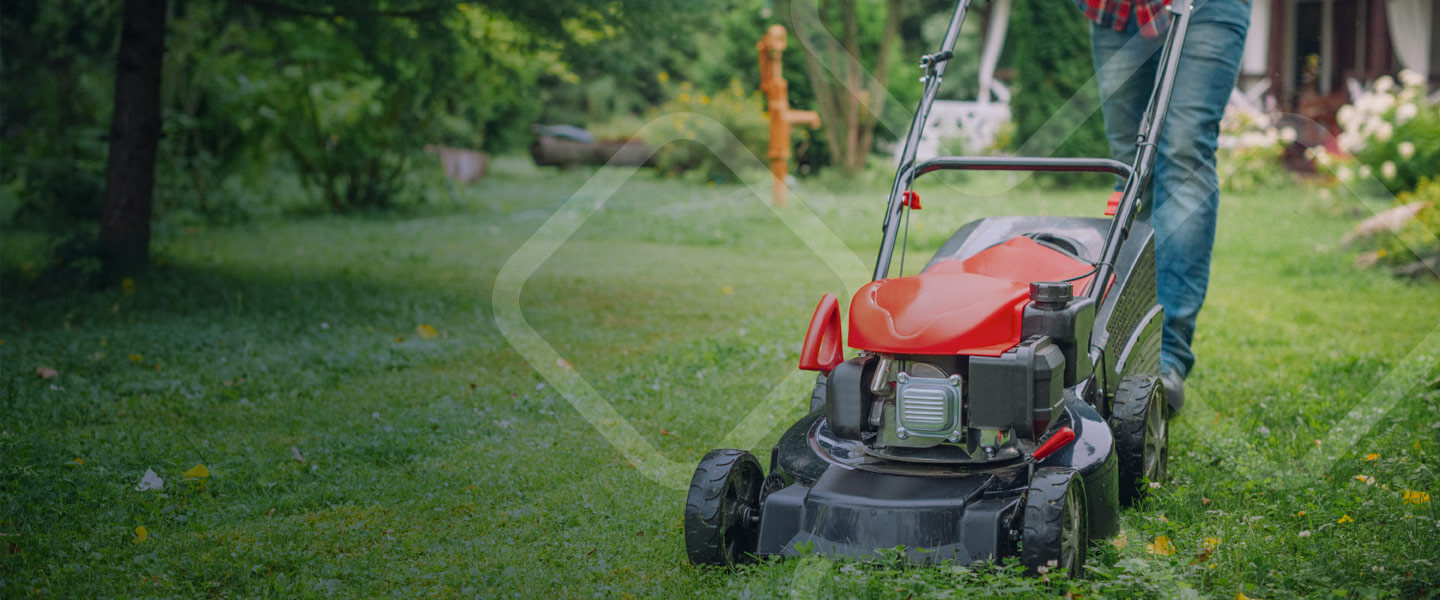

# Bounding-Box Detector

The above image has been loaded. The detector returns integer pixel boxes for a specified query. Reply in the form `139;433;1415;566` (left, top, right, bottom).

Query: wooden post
758;25;820;208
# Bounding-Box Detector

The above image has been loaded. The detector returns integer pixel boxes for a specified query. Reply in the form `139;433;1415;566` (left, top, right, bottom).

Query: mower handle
911;156;1133;180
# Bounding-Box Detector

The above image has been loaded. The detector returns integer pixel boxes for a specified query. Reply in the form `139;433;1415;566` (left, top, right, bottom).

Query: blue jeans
1090;0;1249;379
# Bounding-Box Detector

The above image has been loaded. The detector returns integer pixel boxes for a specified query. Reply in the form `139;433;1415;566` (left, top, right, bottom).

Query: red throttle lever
902;190;922;210
1103;191;1122;217
1029;426;1076;463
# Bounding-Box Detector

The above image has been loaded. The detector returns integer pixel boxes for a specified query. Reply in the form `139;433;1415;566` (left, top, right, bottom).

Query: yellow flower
678;93;692;104
1337;514;1355;524
133;525;148;544
1146;535;1176;556
1402;489;1430;505
1355;474;1375;485
699;94;711;105
1203;537;1222;551
1296;510;1306;517
1364;453;1380;461
416;323;439;339
657;71;670;83
121;277;136;295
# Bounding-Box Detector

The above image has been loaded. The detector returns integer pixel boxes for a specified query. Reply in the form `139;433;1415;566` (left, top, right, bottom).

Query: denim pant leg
1090;0;1249;379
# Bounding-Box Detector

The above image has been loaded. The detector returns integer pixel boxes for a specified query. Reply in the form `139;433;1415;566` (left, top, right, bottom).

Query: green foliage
1006;1;1108;184
1374;177;1440;271
0;2;122;231
645;79;770;182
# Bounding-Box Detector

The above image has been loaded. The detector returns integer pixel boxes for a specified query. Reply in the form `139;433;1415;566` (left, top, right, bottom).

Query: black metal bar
913;156;1134;179
873;0;972;281
1087;1;1193;303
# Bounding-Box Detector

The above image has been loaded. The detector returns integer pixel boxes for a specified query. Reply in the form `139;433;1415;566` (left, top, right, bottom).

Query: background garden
2;0;1439;598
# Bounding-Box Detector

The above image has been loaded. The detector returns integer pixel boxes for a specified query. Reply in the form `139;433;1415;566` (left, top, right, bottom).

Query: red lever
1103;191;1122;216
1030;426;1076;463
902;190;921;210
798;293;844;373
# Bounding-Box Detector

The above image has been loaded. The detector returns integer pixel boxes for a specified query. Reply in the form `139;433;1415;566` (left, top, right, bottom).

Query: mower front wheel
684;449;764;566
1111;375;1169;505
1022;467;1088;577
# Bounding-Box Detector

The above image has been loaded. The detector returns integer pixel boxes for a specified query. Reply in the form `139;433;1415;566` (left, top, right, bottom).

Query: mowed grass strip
2;160;1437;598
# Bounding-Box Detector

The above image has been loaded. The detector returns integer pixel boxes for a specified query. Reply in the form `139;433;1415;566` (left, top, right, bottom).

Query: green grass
2;156;1438;598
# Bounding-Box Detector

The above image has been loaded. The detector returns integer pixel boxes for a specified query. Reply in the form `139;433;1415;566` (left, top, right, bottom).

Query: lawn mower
684;0;1192;574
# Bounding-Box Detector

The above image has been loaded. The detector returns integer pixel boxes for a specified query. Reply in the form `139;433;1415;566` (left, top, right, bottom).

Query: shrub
1312;70;1439;194
1216;107;1294;192
644;79;770;182
1007;1;1109;185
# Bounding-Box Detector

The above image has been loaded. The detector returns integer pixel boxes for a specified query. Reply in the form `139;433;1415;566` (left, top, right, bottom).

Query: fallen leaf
35;367;58;379
181;464;210;480
290;446;306;463
416;323;438;339
1146;535;1176;556
135;468;164;492
133;525;147;544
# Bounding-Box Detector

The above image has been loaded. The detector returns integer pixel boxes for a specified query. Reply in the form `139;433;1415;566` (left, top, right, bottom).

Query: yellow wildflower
1146;535;1176;556
1402;490;1430;505
1337;514;1355;524
1364;453;1380;461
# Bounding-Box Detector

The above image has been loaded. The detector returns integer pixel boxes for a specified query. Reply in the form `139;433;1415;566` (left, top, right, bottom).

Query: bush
1007;1;1109;184
1216;107;1294;192
1312;70;1439;194
1375;177;1440;274
644;79;770;182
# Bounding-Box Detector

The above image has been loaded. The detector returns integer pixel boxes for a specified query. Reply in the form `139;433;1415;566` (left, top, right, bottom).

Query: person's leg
1150;0;1249;394
1091;18;1162;184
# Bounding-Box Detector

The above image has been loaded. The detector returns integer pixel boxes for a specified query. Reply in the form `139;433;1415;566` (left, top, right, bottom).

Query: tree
99;0;168;280
775;0;906;173
1007;0;1108;179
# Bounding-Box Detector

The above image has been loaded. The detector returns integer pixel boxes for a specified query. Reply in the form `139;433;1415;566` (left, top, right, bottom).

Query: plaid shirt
1074;0;1172;37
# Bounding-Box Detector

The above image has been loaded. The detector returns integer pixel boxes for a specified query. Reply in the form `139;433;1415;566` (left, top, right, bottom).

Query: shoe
1161;369;1184;415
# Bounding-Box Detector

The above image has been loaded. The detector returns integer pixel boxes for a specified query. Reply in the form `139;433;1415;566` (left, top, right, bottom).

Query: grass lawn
2;157;1438;598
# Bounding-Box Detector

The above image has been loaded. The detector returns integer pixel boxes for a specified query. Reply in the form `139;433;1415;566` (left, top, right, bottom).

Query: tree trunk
100;0;168;281
779;0;904;174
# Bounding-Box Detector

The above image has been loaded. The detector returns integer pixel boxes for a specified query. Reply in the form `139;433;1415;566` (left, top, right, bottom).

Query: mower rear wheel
685;449;764;566
1022;467;1088;577
1111;375;1169;505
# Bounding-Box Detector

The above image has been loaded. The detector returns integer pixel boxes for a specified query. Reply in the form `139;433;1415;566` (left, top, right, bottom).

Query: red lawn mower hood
848;236;1095;357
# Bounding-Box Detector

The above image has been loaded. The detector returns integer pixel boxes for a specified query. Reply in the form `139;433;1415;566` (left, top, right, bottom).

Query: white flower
1375;75;1395;93
1364;116;1386;137
1382;161;1397;179
1337;166;1354;182
1375;122;1394;142
1396;103;1419;124
1279;127;1298;144
1400;69;1425;88
1359;165;1372;178
1399;141;1416;160
1298;530;1312;538
1316;148;1335;166
1337;105;1358;128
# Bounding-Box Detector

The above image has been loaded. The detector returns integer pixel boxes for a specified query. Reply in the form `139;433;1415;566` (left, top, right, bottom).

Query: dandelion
657;71;670;83
1355;474;1375;485
1398;141;1416;160
1365;453;1380;461
1337;514;1355;524
1402;489;1431;505
1382;161;1397;180
1203;537;1222;551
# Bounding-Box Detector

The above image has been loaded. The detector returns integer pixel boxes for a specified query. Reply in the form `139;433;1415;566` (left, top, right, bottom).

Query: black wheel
1111;375;1169;505
685;449;764;566
808;372;828;413
1022;467;1088;577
